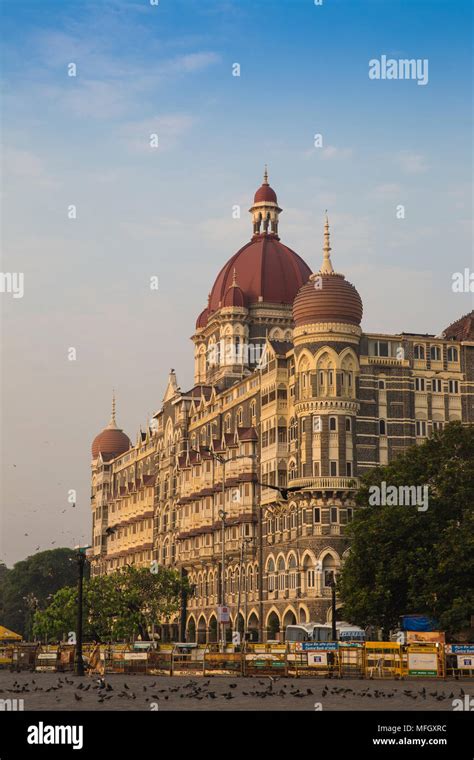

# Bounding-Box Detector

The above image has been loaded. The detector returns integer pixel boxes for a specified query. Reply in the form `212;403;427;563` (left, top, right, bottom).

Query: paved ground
0;671;471;711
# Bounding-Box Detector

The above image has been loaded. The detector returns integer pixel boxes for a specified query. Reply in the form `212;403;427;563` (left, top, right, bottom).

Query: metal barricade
12;643;38;671
445;645;474;679
123;651;149;674
171;645;205;675
339;642;365;678
405;643;444;678
203;651;243;675
0;646;14;670
35;645;59;672
365;642;403;679
58;644;75;672
148;649;173;675
289;642;340;678
243;652;288;676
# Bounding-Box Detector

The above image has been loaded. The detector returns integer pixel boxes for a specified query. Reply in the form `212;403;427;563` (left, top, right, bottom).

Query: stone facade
89;176;474;643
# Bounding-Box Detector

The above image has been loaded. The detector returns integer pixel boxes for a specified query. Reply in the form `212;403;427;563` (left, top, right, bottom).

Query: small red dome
92;427;130;460
223;284;247;308
209;237;311;311
293;273;363;327
196;307;210;329
254;183;277;204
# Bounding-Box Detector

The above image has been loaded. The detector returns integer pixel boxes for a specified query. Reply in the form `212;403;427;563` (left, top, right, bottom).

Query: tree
33;564;187;643
338;423;474;637
0;549;80;638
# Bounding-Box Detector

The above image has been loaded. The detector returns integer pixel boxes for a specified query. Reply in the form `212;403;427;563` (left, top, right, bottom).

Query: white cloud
372;183;402;196
396;150;429;174
320;145;353;161
3;148;60;189
118;112;196;153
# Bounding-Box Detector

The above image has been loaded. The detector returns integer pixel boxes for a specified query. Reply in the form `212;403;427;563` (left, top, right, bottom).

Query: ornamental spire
107;389;118;429
320;211;334;274
263;164;269;184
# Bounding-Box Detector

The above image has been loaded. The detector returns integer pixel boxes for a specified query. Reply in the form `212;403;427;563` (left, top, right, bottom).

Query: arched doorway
299;606;308;623
197;615;207;644
235;613;245;636
247;612;259;642
208;615;218;644
282;608;297;640
187;617;196;643
266;611;281;641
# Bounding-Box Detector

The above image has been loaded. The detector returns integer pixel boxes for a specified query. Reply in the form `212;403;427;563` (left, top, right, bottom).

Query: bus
285;622;366;643
285;623;333;643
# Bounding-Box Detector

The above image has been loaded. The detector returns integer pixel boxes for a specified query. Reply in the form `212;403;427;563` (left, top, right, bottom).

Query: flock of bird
0;674;469;708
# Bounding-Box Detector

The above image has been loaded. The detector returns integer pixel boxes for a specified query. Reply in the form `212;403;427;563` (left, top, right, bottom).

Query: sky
1;0;472;566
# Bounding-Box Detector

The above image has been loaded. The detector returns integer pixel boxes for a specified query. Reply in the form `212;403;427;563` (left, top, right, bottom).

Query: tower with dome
89;172;474;643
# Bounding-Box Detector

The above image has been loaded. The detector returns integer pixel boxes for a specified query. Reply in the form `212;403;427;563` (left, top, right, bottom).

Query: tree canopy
339;423;474;637
33;564;187;643
0;548;80;638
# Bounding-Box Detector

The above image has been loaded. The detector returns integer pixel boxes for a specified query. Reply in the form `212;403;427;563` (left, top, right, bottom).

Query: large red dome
92;427;130;460
209;237;311;311
293;273;363;327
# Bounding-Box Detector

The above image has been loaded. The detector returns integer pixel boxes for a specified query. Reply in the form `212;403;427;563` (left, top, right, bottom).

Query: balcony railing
288;476;359;491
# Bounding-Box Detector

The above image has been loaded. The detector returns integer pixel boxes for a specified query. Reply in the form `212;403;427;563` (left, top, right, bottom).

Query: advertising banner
408;650;438;676
295;642;338;651
308;652;328;667
406;630;445;644
457;655;474;670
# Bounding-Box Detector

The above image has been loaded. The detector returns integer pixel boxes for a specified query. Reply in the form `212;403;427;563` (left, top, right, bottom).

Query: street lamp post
331;577;337;641
74;546;91;677
236;535;254;645
218;504;227;651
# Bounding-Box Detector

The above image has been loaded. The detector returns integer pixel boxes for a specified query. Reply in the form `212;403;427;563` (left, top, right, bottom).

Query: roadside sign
217;605;230;624
407;648;438;676
295;642;338;651
232;631;241;646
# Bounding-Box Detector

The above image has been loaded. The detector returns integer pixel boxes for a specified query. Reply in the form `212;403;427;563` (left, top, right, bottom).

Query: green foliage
339;423;474;636
33;564;187;643
0;549;79;638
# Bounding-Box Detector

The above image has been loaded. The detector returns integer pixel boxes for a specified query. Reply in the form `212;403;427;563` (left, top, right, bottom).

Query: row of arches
186;604;334;643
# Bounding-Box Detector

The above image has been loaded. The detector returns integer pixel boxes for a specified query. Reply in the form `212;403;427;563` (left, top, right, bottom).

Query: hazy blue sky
1;0;472;565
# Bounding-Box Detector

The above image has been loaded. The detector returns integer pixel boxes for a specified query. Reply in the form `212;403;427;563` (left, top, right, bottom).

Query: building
89;171;474;643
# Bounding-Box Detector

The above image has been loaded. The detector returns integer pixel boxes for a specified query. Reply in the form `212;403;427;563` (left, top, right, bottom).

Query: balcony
288;476;359;491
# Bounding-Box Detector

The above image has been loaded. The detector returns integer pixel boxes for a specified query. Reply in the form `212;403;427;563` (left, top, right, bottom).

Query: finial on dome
263;165;269;184
107;389;118;429
320;211;334;274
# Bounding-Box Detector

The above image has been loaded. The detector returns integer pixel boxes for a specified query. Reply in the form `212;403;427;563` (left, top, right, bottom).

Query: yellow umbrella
0;625;22;641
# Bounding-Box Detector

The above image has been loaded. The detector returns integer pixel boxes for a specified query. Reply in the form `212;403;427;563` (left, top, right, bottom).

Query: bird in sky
256;481;305;501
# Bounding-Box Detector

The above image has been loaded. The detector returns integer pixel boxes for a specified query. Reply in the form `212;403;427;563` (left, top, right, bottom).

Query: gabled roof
441;311;474;341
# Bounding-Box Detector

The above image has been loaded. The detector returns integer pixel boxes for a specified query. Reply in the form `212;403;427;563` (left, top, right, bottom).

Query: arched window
247;566;253;592
322;554;337;587
447;346;458;362
430;345;441;361
345;417;352;432
414;345;425;360
288;555;298;590
267;559;276;592
304;555;316;589
379;419;386;435
277;557;286;590
329;416;337;432
250;400;256;421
